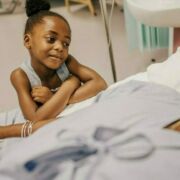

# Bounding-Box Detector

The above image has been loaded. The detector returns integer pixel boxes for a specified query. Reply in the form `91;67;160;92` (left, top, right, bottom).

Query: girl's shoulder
11;67;27;78
10;68;30;87
65;55;81;72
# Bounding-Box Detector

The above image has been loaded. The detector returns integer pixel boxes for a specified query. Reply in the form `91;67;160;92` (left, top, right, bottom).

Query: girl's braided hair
24;0;71;34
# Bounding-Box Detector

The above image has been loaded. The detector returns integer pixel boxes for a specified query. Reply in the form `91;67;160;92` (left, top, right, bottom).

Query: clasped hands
31;86;53;104
31;75;80;104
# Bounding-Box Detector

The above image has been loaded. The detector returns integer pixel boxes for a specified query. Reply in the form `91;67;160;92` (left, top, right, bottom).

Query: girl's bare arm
66;55;107;104
10;68;80;121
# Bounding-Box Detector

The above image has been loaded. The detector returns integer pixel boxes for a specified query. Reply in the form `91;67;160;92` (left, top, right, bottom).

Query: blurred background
0;0;168;110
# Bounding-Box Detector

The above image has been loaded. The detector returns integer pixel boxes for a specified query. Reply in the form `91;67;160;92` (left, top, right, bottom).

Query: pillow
147;47;180;92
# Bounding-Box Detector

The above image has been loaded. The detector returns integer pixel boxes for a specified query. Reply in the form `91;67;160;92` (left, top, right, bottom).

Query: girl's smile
48;55;63;65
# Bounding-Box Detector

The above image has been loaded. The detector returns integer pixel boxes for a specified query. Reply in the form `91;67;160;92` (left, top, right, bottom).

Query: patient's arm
164;119;180;132
0;118;56;139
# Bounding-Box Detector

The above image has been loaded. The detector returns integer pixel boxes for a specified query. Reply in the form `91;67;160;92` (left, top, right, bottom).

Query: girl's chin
47;59;63;68
47;64;61;69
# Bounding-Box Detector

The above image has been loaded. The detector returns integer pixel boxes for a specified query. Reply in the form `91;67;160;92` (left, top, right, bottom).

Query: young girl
0;0;107;138
12;0;107;120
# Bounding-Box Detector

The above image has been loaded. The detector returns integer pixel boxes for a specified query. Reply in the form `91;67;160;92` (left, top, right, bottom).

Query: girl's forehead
33;16;71;35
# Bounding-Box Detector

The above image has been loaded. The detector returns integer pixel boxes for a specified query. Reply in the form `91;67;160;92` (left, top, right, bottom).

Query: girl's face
25;16;71;71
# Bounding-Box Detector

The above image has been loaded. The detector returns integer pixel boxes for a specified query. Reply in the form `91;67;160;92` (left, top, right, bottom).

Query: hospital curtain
124;1;169;52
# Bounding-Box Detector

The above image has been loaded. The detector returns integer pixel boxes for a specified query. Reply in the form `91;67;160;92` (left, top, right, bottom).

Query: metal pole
99;0;117;82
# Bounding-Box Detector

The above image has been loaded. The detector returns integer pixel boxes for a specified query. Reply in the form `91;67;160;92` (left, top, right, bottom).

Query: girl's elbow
102;82;108;90
97;78;108;91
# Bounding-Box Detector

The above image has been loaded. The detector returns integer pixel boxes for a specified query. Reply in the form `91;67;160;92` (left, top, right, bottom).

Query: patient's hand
31;86;53;104
165;119;180;132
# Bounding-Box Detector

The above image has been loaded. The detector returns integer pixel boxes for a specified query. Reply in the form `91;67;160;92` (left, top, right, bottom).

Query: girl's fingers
33;97;42;103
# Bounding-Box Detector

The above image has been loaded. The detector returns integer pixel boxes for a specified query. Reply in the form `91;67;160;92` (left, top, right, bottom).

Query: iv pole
99;0;117;82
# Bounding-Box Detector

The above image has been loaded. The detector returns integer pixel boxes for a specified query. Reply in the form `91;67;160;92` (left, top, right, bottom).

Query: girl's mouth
49;55;62;61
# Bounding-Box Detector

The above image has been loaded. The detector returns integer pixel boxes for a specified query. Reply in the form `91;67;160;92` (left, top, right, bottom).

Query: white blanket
0;81;180;180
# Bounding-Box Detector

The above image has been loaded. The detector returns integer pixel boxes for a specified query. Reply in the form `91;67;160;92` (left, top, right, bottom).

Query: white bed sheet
0;72;180;180
1;79;180;180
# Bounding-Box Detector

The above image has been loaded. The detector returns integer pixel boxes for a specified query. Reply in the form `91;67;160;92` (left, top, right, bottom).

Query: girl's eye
46;37;56;43
63;42;70;48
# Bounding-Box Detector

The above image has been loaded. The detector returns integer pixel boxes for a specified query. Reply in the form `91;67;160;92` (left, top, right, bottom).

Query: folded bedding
0;81;180;179
148;47;180;92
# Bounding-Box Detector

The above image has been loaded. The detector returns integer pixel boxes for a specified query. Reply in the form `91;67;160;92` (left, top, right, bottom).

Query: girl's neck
31;61;56;81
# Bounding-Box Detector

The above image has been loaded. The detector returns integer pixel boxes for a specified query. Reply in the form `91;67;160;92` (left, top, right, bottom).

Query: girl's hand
31;86;53;104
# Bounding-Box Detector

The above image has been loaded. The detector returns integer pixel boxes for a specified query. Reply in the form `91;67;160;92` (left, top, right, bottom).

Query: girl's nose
54;41;63;51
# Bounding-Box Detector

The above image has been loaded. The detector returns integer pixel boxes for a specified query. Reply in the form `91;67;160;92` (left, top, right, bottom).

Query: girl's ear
24;34;31;49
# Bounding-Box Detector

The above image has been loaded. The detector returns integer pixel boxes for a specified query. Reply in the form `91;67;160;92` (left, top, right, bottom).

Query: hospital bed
0;49;180;179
